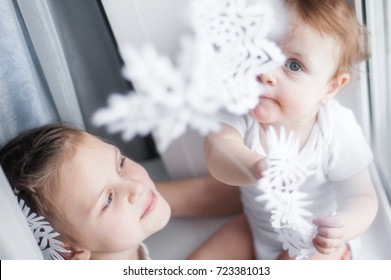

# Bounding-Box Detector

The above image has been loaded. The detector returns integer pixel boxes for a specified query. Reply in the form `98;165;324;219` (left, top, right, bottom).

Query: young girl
0;124;253;260
203;0;378;260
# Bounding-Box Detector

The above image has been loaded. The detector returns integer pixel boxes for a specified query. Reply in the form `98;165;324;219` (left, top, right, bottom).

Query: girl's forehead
60;135;114;184
72;134;114;157
57;136;116;213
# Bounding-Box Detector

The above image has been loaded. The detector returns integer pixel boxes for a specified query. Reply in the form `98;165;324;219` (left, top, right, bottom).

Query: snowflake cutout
261;126;318;192
276;226;316;259
19;198;69;260
93;0;284;152
255;126;322;259
192;0;285;114
93;45;222;152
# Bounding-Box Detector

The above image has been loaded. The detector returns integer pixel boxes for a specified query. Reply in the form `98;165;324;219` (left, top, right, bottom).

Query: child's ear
61;243;91;260
322;73;350;104
68;247;91;260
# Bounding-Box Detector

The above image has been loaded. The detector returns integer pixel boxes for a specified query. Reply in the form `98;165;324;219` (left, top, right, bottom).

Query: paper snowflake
260;126;319;192
19;198;69;260
93;0;284;152
255;127;321;259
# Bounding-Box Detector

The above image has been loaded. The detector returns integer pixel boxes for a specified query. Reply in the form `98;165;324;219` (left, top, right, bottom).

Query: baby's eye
103;192;113;210
285;59;303;72
118;156;125;173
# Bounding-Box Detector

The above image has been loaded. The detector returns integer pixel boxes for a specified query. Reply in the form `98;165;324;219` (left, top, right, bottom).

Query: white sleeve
327;107;373;181
218;112;249;138
218;113;266;156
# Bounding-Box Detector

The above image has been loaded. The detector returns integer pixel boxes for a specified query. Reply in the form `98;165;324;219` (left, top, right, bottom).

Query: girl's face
57;134;170;259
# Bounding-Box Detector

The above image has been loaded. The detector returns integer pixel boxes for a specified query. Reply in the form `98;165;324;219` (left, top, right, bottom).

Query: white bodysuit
222;99;373;259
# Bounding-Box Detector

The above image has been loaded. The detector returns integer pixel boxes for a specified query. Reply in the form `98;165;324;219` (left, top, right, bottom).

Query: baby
204;0;378;259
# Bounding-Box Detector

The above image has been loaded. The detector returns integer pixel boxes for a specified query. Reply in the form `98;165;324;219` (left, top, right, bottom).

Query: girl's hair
0;123;86;243
285;0;370;77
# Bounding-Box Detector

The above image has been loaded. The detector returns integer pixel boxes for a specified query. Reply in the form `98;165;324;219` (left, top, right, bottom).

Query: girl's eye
103;192;113;210
285;59;303;72
118;156;125;173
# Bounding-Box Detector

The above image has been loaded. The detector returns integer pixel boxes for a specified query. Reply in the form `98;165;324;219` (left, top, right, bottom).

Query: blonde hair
285;0;370;77
0;124;86;244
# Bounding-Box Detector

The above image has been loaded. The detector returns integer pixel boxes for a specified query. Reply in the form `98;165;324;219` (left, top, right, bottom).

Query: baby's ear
323;73;350;104
61;243;91;260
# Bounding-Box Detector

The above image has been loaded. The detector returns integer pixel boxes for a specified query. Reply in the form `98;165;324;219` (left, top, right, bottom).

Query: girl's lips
140;191;157;219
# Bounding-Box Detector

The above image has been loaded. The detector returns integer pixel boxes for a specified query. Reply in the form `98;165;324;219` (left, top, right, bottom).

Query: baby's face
56;134;171;259
251;14;343;128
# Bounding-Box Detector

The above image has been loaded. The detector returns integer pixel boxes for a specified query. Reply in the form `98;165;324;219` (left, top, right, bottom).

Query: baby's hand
312;214;346;255
250;158;266;180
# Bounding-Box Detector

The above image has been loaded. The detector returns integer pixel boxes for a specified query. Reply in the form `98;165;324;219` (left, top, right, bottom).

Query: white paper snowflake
277;226;316;259
192;0;285;114
261;126;318;192
19;198;69;260
255;127;321;259
93;0;284;152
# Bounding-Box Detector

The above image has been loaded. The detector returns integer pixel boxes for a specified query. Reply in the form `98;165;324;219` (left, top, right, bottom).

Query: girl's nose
257;71;277;86
127;180;144;204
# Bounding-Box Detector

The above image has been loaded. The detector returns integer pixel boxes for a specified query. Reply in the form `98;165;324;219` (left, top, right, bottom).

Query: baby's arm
204;124;265;186
157;175;242;217
158;177;254;260
312;168;378;255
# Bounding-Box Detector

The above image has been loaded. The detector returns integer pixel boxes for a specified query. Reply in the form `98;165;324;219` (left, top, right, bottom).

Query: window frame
362;0;391;205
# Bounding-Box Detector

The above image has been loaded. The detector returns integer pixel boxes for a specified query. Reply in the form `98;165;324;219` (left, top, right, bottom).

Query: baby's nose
256;72;277;86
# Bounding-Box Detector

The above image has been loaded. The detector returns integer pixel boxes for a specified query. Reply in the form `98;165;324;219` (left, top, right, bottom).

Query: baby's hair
0;123;87;243
285;0;370;77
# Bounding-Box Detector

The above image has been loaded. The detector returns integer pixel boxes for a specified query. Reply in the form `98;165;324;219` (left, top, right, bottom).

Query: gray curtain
45;0;158;160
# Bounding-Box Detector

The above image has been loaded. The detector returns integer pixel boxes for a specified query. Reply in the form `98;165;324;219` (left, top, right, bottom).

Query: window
364;0;391;203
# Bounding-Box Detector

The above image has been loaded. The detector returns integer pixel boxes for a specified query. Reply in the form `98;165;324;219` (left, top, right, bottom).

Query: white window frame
364;0;391;202
354;0;391;259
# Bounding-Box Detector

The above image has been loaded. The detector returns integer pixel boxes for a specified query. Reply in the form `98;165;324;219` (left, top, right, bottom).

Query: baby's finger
252;159;266;180
316;226;343;239
313;235;343;250
313;240;339;255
